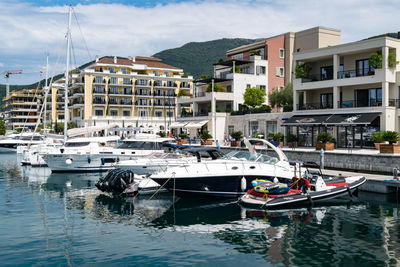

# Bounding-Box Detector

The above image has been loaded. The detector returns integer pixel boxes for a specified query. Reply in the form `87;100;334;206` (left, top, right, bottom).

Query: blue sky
1;0;400;85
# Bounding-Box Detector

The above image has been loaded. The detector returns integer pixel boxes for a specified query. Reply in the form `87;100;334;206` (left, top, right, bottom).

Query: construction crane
3;70;23;97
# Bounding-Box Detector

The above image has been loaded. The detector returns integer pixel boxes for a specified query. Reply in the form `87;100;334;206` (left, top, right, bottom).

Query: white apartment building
285;36;400;148
176;56;268;142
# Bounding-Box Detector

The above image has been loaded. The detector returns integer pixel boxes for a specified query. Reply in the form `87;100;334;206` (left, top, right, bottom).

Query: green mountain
152;38;257;78
365;32;398;40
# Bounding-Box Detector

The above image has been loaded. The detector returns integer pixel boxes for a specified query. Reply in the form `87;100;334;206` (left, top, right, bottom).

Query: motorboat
239;173;366;208
149;138;302;198
95;147;225;196
0;133;46;153
116;147;224;175
42;134;173;172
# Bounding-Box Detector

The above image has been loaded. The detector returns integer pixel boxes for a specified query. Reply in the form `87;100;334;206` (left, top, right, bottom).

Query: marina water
1;153;400;266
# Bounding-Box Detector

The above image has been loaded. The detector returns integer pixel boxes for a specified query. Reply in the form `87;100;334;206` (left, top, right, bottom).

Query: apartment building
285;36;400;148
49;56;193;132
3;89;42;130
176;27;341;142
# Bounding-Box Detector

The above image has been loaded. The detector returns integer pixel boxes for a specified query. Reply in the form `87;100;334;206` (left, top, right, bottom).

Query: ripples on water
1;153;400;266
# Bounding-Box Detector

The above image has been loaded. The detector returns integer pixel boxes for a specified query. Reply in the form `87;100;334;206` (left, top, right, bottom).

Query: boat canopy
184;120;209;129
169;121;188;128
67;124;119;137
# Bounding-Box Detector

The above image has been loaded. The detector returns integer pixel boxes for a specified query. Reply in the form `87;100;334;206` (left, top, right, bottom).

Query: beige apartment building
285;36;400;148
3;89;42;130
48;56;193;132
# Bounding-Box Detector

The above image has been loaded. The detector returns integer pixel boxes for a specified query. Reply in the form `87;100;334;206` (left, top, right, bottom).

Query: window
166;81;175;87
121;68;127;74
109;97;118;104
276;67;284;77
154;80;162;86
369;88;382;106
58;114;64;120
356;59;374;76
109;87;119;94
266;121;277;135
123;78;131;84
155;110;163;117
95;76;103;83
228;125;234;135
241;67;250;74
123;110;131;117
249;121;259;137
95;109;104;116
320;93;333;108
139;110;148;117
226;85;232;92
110;109;118;116
279;49;285;59
110;77;118;84
232;54;243;60
257;66;266;75
320;66;333;80
121;98;131;105
154;99;163;106
94;86;104;93
258;85;266;92
164;72;170;77
109;67;115;73
167;111;174;117
137;79;147;85
153;71;158;76
247;84;251;88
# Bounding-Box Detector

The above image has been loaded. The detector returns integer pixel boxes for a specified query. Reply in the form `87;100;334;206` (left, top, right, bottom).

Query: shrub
371;131;384;143
158;131;166;137
295;63;311;78
0;120;5;135
388;52;399;68
200;130;212;140
381;131;399;144
268;132;283;142
206;83;226;93
251;132;264;138
179;132;189;139
369;51;383;69
230;131;243;140
286;133;298;143
216;107;221;112
316;132;334;143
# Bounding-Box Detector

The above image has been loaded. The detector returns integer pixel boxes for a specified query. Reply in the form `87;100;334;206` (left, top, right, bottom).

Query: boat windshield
223;151;278;164
65;142;90;147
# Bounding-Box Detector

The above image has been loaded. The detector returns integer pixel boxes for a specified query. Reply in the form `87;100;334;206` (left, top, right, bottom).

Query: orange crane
3;70;23;97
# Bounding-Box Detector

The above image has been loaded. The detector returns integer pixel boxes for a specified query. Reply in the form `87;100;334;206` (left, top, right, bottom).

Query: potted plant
268;133;284;147
371;131;386;150
230;131;243;147
379;131;400;153
178;132;189;144
295;63;312;80
200;130;213;145
316;132;335;151
286;133;298;148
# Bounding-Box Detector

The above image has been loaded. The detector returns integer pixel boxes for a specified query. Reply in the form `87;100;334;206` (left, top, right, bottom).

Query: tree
269;83;293;110
0;120;6;135
243;87;266;108
206;83;226;92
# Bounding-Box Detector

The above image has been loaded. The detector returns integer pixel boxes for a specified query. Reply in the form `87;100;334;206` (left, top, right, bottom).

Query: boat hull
150;175;292;198
239;176;366;208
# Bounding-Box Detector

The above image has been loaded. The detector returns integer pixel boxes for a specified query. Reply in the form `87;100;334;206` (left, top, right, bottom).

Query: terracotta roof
96;56;181;70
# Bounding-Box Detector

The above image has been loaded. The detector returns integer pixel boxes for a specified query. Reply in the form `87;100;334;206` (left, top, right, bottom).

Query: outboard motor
95;168;135;194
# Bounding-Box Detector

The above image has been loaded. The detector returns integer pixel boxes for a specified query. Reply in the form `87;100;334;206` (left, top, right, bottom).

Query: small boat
0;133;46;153
239;174;366;208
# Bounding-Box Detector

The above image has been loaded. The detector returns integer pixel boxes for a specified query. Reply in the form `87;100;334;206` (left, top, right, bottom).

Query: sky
1;0;400;85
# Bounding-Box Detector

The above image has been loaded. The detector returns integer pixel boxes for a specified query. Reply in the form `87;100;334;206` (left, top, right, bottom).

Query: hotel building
49;56;193;132
285;36;400;148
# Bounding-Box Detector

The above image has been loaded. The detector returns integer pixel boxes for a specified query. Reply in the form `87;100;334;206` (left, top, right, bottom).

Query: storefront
282;113;380;148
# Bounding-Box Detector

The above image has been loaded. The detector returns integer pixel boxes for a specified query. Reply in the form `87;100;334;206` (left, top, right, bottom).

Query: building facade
286;36;400;148
3;89;42;130
49;56;193;132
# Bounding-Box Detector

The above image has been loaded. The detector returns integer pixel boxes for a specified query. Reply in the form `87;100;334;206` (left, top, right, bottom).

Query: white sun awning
169;121;188;128
184;120;209;129
67;124;119;137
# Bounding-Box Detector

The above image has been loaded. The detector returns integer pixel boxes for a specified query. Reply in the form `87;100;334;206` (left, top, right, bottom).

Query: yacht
0;133;46;153
42;134;173;172
149;139;302;198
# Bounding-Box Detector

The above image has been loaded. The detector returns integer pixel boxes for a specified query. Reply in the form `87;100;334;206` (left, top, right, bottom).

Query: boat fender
87;157;91;164
117;157;120;162
101;158;105;165
66;158;73;165
241;176;247;191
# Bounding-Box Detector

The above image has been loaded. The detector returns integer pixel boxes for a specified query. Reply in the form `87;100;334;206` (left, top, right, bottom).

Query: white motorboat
42;134;173;172
150;139;302;198
0;133;46;153
116;147;224;175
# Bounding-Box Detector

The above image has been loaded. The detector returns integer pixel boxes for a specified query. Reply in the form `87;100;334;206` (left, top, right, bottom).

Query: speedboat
239;173;366;208
149;138;302;198
42;134;173;172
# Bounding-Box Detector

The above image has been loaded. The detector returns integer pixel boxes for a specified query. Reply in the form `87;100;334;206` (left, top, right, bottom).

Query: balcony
135;91;152;96
93;99;106;104
338;99;382;108
337;68;374;79
120;100;132;105
298;102;333;110
135;101;151;106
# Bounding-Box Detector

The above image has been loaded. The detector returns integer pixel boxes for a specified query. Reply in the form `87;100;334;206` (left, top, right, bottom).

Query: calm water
1;153;400;266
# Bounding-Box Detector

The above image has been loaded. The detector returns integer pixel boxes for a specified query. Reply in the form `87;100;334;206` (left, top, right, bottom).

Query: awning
67;124;119;137
184;120;209;129
325;113;380;125
282;114;332;126
169;121;188;128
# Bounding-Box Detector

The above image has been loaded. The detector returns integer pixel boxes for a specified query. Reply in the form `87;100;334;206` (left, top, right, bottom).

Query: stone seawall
221;147;400;174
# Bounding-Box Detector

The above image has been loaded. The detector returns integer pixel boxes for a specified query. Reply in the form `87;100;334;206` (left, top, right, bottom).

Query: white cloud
1;0;400;84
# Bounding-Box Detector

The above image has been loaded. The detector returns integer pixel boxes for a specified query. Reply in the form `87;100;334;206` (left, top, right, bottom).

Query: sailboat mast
64;5;72;144
43;54;48;134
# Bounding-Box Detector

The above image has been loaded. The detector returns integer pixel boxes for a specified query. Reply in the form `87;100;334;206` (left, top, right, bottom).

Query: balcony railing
301;73;333;83
120;101;132;105
194;111;209;117
338;99;382;108
297;102;333;110
180;112;193;117
135;92;151;96
93;99;106;104
93;89;106;94
337;68;374;79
